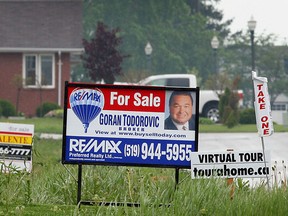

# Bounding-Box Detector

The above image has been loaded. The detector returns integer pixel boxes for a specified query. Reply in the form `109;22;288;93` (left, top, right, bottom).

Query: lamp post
248;16;257;71
144;42;153;72
211;36;219;74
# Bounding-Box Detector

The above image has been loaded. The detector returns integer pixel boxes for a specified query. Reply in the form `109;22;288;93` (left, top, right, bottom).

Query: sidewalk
39;133;62;140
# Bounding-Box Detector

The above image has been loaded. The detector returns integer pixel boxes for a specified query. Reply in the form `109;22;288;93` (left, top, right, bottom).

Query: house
271;93;288;125
0;0;83;117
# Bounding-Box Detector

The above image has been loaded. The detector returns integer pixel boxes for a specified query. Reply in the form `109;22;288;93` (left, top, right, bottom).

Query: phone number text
124;143;192;161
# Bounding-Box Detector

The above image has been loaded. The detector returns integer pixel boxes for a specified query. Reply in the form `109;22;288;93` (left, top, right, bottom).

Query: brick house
0;0;83;117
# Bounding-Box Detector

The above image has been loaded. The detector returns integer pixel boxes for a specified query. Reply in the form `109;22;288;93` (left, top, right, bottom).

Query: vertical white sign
252;71;273;137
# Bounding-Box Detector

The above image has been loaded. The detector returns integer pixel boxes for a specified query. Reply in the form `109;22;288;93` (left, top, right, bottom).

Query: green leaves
82;0;228;81
82;22;127;84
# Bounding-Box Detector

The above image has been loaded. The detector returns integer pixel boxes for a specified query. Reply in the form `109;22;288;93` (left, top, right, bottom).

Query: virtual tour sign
0;122;34;173
191;150;271;179
62;82;199;168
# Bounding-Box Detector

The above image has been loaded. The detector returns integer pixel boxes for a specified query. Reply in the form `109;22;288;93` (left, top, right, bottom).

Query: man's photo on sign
164;90;195;131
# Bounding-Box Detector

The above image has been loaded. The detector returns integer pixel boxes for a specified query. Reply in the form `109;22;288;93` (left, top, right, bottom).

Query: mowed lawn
0;117;288;215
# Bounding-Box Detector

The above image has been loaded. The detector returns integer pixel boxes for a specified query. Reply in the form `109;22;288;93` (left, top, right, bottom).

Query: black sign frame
62;81;199;169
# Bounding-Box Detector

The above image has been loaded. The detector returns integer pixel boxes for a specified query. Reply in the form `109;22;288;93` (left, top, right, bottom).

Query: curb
39;133;62;140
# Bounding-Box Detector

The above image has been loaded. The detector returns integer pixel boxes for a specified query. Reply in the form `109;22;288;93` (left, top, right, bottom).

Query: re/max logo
73;91;101;102
69;139;121;153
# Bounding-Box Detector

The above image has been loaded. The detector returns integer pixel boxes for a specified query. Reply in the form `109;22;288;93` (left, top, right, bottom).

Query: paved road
40;132;287;164
198;132;288;164
199;132;288;185
40;132;287;177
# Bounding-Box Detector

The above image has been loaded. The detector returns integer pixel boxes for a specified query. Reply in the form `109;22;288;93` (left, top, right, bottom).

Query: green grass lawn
1;117;63;134
200;123;288;133
2;117;288;134
0;117;288;215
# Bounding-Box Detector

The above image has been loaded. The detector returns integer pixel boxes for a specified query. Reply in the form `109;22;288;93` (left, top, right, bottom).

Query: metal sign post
77;164;82;205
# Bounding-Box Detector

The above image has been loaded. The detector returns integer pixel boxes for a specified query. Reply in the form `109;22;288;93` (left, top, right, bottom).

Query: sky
218;0;288;45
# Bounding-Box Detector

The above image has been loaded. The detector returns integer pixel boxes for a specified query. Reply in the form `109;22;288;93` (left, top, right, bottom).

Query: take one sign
252;71;274;137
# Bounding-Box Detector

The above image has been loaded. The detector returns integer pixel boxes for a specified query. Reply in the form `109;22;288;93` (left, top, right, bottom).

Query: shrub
199;117;214;125
225;109;239;128
0;100;17;117
36;102;61;117
239;108;256;124
219;88;240;127
44;109;64;118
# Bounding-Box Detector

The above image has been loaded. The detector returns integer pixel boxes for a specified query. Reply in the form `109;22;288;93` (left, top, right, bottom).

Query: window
271;104;287;111
23;54;55;88
146;79;166;86
145;78;190;87
166;78;190;87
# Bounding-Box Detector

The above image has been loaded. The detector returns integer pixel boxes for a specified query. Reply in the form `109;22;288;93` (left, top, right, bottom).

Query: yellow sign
0;135;33;145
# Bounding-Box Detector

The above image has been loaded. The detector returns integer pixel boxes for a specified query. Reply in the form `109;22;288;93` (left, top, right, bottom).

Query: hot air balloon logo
69;88;104;133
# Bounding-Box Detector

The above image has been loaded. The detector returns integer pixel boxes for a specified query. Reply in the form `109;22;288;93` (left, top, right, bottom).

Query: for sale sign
62;82;199;168
0;122;34;173
252;71;274;137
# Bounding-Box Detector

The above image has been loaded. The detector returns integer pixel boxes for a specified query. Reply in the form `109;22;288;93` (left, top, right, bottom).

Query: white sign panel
0;122;34;173
191;150;270;178
252;71;274;137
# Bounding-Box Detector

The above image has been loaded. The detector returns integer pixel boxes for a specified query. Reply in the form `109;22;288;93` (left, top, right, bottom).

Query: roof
274;93;288;103
0;0;83;53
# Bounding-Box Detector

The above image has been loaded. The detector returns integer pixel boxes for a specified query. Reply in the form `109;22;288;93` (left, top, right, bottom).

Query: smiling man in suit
164;91;195;131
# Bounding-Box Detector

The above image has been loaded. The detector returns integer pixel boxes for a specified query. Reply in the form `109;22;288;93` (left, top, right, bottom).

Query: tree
11;74;23;115
220;31;288;107
205;72;241;127
218;77;241;128
82;0;231;83
187;0;233;38
82;22;128;84
254;37;288;106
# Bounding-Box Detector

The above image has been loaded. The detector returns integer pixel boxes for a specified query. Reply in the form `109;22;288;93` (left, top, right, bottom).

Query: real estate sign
0;122;34;173
191;150;271;178
252;71;274;137
62;82;199;168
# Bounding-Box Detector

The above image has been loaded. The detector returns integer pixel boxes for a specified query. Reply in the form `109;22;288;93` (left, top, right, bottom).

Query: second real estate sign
62;82;199;168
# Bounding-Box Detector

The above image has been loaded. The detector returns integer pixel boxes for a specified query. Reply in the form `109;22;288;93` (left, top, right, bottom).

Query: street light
145;42;153;56
144;42;153;72
248;16;257;71
211;36;219;74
